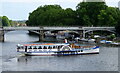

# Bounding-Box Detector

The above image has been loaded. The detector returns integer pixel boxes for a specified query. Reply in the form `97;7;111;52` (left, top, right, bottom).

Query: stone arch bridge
0;26;115;42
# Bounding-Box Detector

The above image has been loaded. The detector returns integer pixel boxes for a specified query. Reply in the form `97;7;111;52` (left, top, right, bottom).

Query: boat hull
25;52;99;56
19;47;99;56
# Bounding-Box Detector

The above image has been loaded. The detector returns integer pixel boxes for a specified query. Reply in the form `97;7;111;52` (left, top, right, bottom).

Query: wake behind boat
17;39;99;56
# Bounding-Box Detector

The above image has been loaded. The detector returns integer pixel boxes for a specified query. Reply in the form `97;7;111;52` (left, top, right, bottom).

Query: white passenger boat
17;39;99;56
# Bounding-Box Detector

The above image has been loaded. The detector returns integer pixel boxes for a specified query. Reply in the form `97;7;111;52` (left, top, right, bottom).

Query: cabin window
43;46;47;49
81;50;83;52
17;46;20;49
33;46;37;49
48;46;52;49
58;46;61;49
28;46;32;49
53;46;56;49
21;46;24;49
38;46;42;49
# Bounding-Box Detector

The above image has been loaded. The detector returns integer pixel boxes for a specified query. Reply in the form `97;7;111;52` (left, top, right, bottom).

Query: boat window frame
53;46;56;49
21;46;24;49
33;46;37;49
81;50;83;52
28;46;32;49
43;46;47;49
48;46;52;49
58;46;61;49
17;46;21;49
38;46;42;49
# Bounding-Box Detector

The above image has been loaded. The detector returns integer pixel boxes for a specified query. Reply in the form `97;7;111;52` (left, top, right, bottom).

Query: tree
0;16;2;27
60;8;77;26
76;2;107;26
98;7;120;26
26;2;120;27
9;20;14;26
27;5;63;26
26;5;77;26
2;16;10;26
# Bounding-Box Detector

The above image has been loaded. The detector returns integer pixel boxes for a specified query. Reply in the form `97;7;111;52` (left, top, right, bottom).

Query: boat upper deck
18;43;69;47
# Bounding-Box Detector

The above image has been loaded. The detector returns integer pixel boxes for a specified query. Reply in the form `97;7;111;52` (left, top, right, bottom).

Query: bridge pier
83;30;86;38
0;27;4;42
39;27;44;42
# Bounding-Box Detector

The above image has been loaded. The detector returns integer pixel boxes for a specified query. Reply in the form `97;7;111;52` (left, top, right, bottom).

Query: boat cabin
17;43;69;51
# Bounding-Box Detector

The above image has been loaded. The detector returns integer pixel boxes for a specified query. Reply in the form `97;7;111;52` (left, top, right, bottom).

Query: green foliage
98;7;120;26
107;34;116;40
27;5;77;26
0;16;2;27
2;16;11;26
0;16;16;27
26;2;120;27
76;2;107;26
9;20;15;26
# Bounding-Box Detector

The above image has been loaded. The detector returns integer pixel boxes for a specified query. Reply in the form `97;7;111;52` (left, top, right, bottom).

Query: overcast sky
0;0;119;20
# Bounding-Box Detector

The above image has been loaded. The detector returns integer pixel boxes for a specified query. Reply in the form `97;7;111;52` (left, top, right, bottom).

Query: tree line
26;2;120;27
0;16;26;27
0;16;14;27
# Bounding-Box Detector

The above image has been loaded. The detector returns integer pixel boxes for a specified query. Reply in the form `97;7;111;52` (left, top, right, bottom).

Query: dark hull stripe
25;52;99;56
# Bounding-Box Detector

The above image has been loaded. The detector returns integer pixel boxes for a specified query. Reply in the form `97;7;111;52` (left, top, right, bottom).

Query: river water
0;31;119;71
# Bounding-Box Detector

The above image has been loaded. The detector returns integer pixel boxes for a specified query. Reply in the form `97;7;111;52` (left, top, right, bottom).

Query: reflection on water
5;31;39;43
2;31;119;71
17;56;31;64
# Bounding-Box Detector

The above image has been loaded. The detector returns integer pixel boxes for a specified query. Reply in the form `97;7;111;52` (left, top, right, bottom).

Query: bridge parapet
43;27;82;30
3;27;40;30
3;26;115;31
82;27;115;30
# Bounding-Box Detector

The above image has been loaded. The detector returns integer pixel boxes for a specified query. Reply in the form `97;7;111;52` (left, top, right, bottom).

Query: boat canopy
17;43;69;47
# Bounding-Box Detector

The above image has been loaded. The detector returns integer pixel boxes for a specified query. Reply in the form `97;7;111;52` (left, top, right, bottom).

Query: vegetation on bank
0;16;26;27
0;16;14;27
26;2;120;27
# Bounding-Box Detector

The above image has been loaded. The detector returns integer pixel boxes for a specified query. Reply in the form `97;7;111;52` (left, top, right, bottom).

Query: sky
0;0;119;20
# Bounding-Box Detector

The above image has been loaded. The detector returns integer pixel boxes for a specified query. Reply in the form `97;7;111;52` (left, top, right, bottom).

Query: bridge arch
82;30;116;38
4;30;39;42
85;30;116;34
